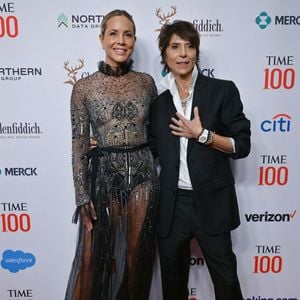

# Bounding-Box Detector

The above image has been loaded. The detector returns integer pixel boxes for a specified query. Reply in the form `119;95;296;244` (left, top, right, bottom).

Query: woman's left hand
169;107;203;139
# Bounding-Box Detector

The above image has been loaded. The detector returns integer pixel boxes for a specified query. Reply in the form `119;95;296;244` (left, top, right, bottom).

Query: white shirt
160;67;198;190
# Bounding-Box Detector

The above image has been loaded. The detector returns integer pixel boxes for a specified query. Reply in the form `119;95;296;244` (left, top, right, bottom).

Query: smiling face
100;15;136;67
165;34;197;80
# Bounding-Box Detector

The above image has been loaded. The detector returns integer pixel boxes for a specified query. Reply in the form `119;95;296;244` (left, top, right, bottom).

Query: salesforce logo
1;249;36;273
255;12;272;29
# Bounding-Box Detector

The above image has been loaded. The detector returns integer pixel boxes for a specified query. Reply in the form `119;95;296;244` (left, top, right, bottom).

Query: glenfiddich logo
63;59;84;86
155;5;177;31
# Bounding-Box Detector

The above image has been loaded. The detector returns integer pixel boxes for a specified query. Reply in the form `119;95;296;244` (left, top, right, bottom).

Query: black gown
65;62;159;300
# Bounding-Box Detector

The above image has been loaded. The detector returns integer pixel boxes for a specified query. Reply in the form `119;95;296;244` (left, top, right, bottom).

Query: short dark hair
158;20;200;73
101;9;136;36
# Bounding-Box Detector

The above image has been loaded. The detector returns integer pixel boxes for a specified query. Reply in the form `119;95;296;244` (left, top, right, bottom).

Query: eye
125;32;133;38
109;31;117;36
170;44;178;49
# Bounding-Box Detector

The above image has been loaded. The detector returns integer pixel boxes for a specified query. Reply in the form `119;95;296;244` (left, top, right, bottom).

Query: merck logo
255;12;272;29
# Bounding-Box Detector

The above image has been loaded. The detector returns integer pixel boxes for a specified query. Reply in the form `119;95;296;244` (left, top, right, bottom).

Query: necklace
179;93;191;114
175;81;192;114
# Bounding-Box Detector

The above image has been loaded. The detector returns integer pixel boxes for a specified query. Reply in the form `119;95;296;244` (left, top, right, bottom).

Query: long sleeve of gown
70;80;91;207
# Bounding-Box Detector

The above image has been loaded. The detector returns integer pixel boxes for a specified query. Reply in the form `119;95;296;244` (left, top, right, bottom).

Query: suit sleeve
220;81;251;159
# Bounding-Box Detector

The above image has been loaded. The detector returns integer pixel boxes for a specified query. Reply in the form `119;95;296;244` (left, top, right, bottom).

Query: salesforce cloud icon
1;249;36;273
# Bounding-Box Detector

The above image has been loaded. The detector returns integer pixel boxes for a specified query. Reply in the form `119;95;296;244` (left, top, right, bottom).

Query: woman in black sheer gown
65;9;159;300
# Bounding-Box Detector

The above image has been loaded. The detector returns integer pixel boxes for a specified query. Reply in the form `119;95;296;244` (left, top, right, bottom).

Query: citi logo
0;168;37;176
245;210;296;222
260;114;291;132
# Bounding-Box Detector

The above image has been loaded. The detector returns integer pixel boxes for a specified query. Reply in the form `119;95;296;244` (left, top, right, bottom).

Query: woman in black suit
148;20;251;300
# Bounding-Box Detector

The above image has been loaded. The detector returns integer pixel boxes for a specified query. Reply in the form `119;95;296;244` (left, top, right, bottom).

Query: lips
113;48;127;54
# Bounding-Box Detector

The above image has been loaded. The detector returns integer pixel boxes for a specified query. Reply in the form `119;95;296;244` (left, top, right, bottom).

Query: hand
89;137;98;149
80;201;97;231
169;107;203;139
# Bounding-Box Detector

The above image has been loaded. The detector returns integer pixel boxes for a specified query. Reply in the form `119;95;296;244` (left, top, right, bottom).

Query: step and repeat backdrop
1;0;299;299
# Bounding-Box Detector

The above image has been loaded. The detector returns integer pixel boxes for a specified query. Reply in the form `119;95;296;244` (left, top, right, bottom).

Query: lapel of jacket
165;90;180;156
187;73;209;154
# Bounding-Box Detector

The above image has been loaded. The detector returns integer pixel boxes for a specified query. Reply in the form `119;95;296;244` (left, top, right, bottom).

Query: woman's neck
174;74;192;100
98;59;133;76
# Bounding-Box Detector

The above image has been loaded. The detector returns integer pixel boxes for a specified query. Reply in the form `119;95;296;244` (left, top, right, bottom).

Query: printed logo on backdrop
64;59;85;86
245;210;296;222
7;289;33;300
0;167;38;177
264;56;295;90
57;13;104;29
253;245;284;276
200;67;215;78
190;256;204;267
258;154;289;186
0;67;43;82
0;202;31;233
245;297;298;300
155;5;177;31
1;250;36;273
192;18;223;37
0;2;19;38
255;12;272;29
0;122;43;139
188;288;198;300
154;5;224;38
260;114;291;133
256;11;300;29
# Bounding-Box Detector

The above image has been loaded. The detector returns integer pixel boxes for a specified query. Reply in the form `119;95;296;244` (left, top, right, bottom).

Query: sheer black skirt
65;145;159;300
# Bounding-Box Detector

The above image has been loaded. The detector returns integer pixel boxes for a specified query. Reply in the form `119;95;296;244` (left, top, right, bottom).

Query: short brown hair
101;9;136;36
158;20;200;73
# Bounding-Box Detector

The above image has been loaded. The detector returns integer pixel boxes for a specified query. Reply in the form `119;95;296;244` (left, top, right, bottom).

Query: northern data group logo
57;13;104;29
0;67;43;81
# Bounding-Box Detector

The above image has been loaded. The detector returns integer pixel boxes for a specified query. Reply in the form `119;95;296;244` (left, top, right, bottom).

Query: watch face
198;129;209;143
199;136;207;143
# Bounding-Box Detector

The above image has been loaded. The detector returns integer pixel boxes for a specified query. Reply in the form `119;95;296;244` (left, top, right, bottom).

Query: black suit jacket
148;73;251;237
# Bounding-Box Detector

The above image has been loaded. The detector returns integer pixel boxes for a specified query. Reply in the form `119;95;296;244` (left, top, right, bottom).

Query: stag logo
63;59;84;86
155;5;177;32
